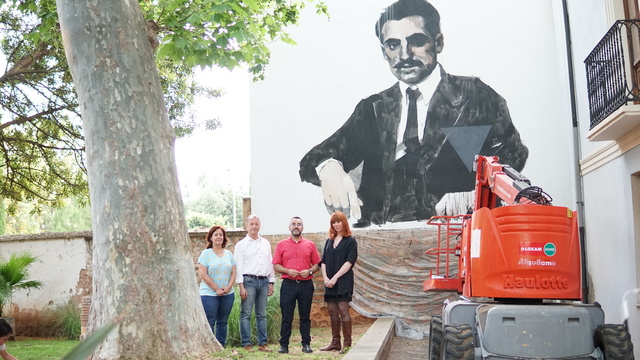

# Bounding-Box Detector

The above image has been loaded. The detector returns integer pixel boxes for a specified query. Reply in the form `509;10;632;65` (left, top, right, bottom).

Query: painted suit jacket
299;71;528;225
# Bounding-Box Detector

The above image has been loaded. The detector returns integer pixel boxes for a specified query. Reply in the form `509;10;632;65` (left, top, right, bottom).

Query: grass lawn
7;325;370;359
8;337;79;360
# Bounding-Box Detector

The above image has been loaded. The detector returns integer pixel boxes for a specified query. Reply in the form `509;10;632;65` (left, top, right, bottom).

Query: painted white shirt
396;64;442;159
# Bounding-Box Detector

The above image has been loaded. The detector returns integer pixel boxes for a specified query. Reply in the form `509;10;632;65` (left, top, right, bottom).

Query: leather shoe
243;345;254;352
302;344;313;353
258;344;272;352
278;345;289;354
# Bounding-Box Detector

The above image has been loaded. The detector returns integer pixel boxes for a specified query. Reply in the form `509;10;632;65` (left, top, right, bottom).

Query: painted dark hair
0;318;13;337
206;225;228;249
374;0;441;41
329;211;352;239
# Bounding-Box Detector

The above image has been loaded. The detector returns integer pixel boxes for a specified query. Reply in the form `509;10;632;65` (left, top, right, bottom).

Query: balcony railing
585;20;640;129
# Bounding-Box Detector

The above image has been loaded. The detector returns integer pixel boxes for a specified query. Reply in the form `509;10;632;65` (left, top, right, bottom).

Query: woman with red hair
319;211;358;353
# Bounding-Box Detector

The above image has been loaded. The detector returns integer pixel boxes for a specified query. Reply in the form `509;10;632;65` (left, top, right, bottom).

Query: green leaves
61;321;117;360
0;0;328;213
143;0;328;79
0;251;43;317
0;1;87;212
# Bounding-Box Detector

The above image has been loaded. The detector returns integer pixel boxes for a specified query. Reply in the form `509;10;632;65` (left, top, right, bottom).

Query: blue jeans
201;293;235;347
240;276;270;346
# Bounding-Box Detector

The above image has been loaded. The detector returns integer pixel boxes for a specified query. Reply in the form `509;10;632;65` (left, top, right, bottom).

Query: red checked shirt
272;236;321;281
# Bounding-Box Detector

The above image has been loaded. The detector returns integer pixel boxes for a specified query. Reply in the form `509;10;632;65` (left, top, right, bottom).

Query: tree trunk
56;1;219;358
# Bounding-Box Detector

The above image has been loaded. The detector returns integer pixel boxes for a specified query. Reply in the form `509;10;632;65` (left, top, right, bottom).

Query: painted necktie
403;87;421;151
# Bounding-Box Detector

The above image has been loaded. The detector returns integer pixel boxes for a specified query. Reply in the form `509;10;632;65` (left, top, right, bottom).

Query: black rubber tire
594;324;635;360
429;315;443;360
441;324;474;360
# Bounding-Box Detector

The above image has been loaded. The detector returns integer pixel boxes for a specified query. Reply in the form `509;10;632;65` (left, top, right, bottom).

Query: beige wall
0;232;92;314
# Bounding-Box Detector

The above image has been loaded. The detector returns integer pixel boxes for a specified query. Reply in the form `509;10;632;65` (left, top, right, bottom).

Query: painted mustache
394;59;425;69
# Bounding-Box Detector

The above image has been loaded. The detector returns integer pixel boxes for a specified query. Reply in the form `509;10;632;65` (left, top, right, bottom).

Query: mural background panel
251;0;575;234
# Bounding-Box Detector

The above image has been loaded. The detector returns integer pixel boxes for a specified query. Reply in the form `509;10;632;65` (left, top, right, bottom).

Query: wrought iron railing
584;20;640;129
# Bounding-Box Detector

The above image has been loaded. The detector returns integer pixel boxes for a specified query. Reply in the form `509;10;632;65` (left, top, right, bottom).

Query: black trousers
279;278;314;346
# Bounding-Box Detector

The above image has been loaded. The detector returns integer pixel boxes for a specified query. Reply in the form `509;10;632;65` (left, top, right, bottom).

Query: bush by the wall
53;299;81;340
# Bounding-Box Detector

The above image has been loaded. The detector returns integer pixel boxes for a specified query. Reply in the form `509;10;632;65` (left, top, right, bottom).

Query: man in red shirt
272;216;321;354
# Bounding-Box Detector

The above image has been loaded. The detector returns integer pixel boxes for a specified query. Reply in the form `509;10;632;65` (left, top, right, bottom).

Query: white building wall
582;157;638;318
0;236;89;313
567;0;640;352
251;0;577;234
568;0;614;160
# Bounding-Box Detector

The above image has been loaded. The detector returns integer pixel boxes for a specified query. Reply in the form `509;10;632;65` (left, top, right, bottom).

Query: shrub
53;299;81;340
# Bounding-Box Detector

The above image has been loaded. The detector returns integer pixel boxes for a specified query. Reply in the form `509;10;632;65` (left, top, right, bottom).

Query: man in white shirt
234;215;276;352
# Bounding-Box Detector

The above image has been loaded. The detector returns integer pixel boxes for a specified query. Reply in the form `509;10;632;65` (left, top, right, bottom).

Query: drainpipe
562;0;589;303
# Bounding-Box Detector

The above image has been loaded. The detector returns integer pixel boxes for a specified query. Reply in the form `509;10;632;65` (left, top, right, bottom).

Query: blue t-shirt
198;248;235;296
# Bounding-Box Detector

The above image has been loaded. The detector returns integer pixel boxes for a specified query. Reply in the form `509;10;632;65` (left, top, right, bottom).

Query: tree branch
0;137;84;152
0;46;51;83
0;105;72;131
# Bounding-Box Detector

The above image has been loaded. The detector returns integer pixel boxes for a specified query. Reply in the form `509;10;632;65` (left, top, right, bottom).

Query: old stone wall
2;227;448;335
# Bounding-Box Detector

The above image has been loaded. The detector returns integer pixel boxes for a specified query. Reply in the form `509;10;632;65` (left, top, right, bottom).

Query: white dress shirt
396;64;442;159
234;234;276;284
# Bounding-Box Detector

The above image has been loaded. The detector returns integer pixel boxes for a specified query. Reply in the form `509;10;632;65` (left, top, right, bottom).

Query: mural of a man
299;0;528;227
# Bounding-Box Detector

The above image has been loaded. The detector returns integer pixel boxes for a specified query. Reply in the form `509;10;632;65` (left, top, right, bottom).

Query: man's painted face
380;15;443;85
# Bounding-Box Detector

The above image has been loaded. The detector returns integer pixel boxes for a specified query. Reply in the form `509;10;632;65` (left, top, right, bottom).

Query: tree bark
56;1;218;358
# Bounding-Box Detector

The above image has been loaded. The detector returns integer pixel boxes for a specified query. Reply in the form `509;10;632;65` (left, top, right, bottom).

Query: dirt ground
388;336;429;360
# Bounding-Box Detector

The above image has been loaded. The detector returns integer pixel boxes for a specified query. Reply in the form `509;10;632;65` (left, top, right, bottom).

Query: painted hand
318;160;363;220
435;190;475;216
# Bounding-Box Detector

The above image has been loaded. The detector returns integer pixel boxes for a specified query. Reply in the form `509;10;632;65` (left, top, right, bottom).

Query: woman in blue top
198;225;236;347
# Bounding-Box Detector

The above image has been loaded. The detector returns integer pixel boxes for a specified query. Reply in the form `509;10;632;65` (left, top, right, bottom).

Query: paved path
387;336;429;360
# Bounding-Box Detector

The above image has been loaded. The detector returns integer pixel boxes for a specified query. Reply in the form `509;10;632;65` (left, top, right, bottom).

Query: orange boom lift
424;155;634;360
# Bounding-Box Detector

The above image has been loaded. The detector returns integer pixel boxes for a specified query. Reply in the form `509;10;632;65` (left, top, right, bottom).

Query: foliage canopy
0;0;327;213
